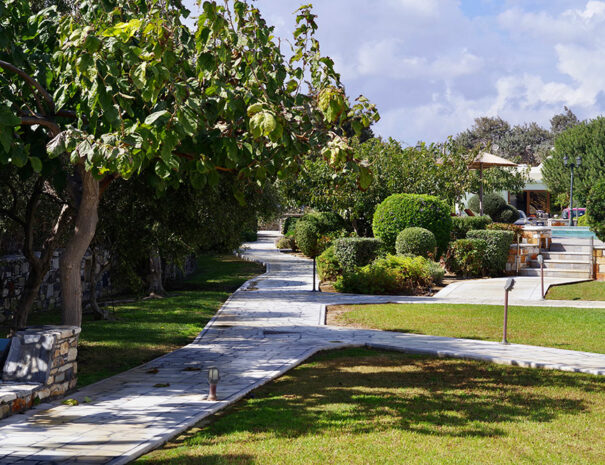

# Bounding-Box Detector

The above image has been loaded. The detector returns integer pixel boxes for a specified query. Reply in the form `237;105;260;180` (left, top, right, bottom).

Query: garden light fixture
502;278;515;344
537;254;545;299
207;366;220;401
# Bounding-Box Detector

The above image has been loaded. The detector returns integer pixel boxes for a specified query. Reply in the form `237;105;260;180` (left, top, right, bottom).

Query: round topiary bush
497;205;520;223
294;220;322;258
467;192;506;218
372;194;452;256
395;227;436;258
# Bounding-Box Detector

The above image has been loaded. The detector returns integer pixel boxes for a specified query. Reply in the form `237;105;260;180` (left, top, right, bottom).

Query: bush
241;229;257;242
372;194;452;256
451;215;492;240
577;214;590;227
282;216;300;235
395;227;436;258
295;220;323;257
301;211;347;234
317;246;342;282
466;229;514;277
444;239;487;277
334;254;440;295
276;236;293;249
587;179;605;241
498;205;520;223
333;237;383;271
467;192;506;218
487;223;523;242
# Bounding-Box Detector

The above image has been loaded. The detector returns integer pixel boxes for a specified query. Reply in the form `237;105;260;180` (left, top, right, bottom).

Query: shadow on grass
171;349;602;446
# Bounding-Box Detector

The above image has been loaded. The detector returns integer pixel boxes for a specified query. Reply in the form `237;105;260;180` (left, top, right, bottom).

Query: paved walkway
1;231;604;464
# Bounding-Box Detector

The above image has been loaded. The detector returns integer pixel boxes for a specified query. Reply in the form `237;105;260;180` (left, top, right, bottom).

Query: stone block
58;362;74;373
36;388;50;400
2;332;55;384
59;341;69;355
67;348;77;362
54;372;65;383
68;378;77;390
0;403;10;419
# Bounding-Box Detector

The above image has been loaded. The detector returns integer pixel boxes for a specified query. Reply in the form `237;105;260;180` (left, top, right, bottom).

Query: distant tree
543;117;605;207
550;106;580;136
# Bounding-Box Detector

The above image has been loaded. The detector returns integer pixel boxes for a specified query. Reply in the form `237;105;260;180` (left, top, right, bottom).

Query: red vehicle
562;207;586;219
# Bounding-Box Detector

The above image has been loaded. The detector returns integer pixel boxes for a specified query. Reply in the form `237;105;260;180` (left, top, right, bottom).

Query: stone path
1;231;604;464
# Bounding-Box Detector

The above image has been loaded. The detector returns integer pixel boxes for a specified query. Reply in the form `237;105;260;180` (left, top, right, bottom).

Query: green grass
27;254;263;387
546;280;605;301
329;303;605;353
137;348;605;465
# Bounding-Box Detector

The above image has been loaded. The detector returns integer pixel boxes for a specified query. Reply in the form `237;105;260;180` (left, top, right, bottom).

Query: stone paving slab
0;231;604;464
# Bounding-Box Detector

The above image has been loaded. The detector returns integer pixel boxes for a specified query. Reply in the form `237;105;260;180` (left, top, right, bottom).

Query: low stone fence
506;227;551;275
1;326;79;419
594;247;605;281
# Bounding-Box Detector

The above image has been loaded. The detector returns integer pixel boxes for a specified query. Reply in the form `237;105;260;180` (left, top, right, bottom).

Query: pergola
469;152;518;215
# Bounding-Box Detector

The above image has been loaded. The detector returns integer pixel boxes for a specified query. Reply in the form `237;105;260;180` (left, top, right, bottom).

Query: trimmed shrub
467;192;506;218
444;239;487;277
587;179;605;241
498;205;520;223
395;227;436;258
317;246;342;282
333;237;383;271
301;211;347;234
577;214;590;227
466;229;514;277
241;229;257;242
282;216;300;235
487;222;523;242
372;194;452;255
276;236;293;249
295;220;323;257
334;254;440;295
451;215;492;240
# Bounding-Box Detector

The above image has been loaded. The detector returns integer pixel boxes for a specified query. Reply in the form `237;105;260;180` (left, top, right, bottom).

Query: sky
183;0;605;145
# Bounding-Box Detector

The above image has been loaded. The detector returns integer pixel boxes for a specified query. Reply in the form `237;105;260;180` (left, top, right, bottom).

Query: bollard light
502;278;515;344
537;254;545;299
207;366;220;401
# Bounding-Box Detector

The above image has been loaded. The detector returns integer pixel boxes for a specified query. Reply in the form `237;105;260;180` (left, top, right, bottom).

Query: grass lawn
327;303;605;353
546;280;605;301
137;348;605;465
27;254;263;387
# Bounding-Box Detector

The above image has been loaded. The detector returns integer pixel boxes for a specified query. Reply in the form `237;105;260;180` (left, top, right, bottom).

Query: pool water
550;226;596;239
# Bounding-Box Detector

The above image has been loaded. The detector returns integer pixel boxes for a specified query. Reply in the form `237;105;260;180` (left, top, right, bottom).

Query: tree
543;117;605;207
1;0;377;327
280;137;473;236
550;106;580;136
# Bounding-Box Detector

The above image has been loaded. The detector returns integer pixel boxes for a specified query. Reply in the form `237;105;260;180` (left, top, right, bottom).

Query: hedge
451;215;492;240
301;211;347;234
498;205;520;223
295;220;323;257
487;222;523;242
587;179;605;241
444;238;487;277
282;216;300;235
333;237;383;271
372;194;452;256
466;229;514;276
395;227;436;258
334;254;443;295
467;192;506;218
317;246;342;282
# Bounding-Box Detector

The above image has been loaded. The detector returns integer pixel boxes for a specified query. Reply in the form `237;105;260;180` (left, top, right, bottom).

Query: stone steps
520;237;595;279
519;268;592;278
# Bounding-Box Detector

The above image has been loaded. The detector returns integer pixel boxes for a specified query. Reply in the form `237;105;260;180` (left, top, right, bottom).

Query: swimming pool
550;226;596;239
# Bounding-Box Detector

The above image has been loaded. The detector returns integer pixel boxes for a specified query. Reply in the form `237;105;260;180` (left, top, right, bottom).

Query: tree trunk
10;177;70;332
88;248;111;320
60;167;100;327
147;251;165;296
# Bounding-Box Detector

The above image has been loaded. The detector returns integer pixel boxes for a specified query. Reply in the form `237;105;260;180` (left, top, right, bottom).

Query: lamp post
502;278;515;344
563;155;582;226
537;254;545;299
207;366;220;401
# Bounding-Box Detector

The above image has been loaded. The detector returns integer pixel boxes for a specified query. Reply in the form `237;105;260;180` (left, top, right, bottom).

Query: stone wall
0;250;112;323
506;227;551;275
594;247;605;281
1;326;79;419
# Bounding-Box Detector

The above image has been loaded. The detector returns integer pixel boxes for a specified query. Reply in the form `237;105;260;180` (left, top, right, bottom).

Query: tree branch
20;116;60;138
0;60;55;114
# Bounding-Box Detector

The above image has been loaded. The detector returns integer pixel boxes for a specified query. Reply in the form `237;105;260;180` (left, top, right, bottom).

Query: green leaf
247;103;263;117
101;19;142;40
29;156;42;173
47;133;66;158
145;110;170;126
154;161;171;179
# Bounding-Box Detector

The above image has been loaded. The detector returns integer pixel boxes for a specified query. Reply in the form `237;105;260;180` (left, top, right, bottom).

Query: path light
207;366;220;401
537;254;545;299
502;278;515;344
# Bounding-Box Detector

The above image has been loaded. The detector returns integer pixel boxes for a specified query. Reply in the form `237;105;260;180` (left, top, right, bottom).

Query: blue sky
183;1;605;145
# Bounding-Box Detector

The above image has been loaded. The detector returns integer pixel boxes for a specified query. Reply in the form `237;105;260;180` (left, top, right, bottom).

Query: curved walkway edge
1;231;604;465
